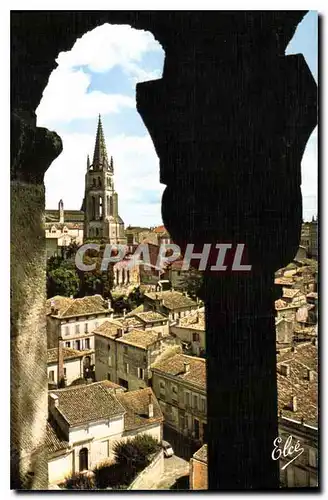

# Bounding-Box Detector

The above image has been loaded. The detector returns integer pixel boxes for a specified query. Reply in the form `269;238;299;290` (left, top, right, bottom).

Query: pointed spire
92;114;110;171
110;156;114;173
87;154;90;170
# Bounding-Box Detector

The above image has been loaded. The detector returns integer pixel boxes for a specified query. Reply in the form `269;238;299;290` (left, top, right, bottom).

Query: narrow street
151;455;190;490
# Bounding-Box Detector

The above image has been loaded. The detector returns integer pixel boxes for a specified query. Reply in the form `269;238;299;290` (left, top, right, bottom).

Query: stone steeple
92;114;109;171
83;115;126;244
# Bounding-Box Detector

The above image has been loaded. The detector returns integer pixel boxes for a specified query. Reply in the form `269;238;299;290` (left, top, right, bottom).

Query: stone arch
11;12;317;492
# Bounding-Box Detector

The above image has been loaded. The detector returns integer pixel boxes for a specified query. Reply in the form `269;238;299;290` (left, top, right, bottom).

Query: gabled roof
116;387;163;431
47;348;94;364
117;329;161;350
46;421;69;455
50;382;125;426
152;353;206;390
129;311;168;324
144;290;197;311
47;294;110;318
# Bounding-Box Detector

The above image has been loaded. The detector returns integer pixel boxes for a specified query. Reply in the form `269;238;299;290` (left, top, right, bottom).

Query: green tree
47;266;80;298
178;266;203;299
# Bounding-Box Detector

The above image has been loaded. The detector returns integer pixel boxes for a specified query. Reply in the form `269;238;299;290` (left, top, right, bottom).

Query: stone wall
190;457;208;490
127;449;164;490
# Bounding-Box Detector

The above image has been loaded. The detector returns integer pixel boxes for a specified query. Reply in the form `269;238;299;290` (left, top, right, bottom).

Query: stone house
170;307;205;356
47;383;163;485
94;318;180;390
47;346;94;387
277;342;318;487
45;199;84;259
46;295;114;367
275;317;294;346
127;310;169;335
151;353;207;448
143;290;198;322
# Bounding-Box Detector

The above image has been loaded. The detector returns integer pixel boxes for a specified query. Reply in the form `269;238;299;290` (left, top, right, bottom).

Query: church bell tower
83;115;126;244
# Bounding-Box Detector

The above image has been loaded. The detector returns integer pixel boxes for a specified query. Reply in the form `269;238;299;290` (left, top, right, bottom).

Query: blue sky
37;12;317;226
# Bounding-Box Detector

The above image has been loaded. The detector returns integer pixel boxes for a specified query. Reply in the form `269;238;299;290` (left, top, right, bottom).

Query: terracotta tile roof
277;343;318;426
93;318;144;339
47;347;94;364
274;277;294;286
178;308;205;330
50;383;125;426
275;299;298;310
152;225;167;234
46;296;73;316
193;444;208;463
46;421;69;454
144;290;197;311
117;329;161;349
130;311;168;323
152;353;206;390
94;319;124;339
282;288;301;299
116;387;163;432
61;295;110;318
47;295;110;318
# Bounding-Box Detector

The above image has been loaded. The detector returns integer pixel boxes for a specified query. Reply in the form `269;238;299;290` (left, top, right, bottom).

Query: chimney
291;396;298;412
306;369;315;382
183;361;190;374
148;393;154;418
117;328;123;338
57;337;65;388
49;393;59;409
280;364;290;377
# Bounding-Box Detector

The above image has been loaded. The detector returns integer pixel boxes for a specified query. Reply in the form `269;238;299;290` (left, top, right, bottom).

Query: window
63;226;68;233
85;338;90;350
124;362;129;374
193;394;198;410
65;341;71;348
51;226;56;233
64;368;67;378
49;370;55;382
107;373;111;381
84;323;88;333
65;326;69;336
124;346;128;355
309;448;317;468
95;321;99;328
172;385;178;403
138;368;144;380
160;381;165;397
108;344;111;351
193;332;200;342
75;340;81;350
108;356;112;367
201;397;206;413
79;448;88;472
75;324;80;334
194;419;200;439
185;391;190;408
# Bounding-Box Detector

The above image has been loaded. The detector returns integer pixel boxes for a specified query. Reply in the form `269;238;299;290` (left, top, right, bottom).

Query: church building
82;115;126;244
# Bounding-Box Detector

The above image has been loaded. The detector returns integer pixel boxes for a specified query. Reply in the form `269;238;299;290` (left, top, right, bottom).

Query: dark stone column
11;109;62;489
137;12;317;489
